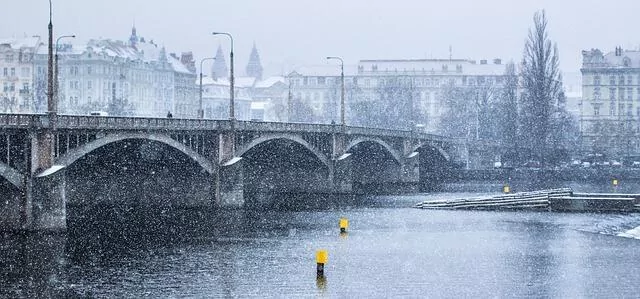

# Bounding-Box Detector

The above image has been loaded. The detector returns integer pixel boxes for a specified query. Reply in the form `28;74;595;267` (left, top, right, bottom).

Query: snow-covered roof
254;76;286;88
288;64;359;77
604;50;640;68
199;76;255;88
0;36;41;50
36;37;193;74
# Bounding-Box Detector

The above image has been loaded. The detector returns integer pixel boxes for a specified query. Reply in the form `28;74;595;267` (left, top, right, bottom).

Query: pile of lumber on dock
414;188;640;212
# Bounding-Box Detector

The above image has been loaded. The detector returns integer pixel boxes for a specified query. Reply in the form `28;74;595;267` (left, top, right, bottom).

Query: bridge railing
0;114;456;144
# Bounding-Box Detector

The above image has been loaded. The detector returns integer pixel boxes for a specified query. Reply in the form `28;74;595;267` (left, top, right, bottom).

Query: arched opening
418;145;451;192
241;138;331;209
64;138;215;251
0;176;23;230
348;140;403;194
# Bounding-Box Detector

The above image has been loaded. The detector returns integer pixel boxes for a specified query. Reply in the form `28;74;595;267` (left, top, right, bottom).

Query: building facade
0;37;40;113
287;58;507;131
581;47;640;158
27;28;197;118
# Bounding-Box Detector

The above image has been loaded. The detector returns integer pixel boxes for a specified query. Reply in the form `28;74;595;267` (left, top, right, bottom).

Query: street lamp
47;0;54;119
199;57;215;119
212;32;235;121
326;56;345;126
55;34;75;114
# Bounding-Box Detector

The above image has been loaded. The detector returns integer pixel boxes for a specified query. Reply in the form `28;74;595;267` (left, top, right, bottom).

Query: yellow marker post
339;217;349;233
502;184;510;194
316;250;328;277
613;178;619;187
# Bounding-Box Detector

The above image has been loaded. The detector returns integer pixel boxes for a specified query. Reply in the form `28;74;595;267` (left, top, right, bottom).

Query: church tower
129;25;138;48
245;42;263;80
211;45;228;80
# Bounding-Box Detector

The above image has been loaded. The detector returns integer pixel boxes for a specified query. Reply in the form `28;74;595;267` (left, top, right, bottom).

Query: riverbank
414;188;640;213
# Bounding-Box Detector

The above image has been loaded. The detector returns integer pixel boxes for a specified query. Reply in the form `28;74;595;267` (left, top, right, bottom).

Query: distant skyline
3;0;640;83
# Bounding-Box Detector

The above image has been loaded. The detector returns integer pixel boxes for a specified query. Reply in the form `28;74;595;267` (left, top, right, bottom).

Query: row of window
2;82;29;92
592;103;640;117
593;87;640;101
2;67;30;77
290;76;503;88
592;74;640;86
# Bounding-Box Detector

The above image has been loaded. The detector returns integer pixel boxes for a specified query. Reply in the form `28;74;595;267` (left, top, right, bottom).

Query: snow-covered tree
519;10;562;166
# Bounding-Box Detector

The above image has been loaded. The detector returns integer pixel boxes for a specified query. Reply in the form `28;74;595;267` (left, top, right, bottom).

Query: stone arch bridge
0;114;466;231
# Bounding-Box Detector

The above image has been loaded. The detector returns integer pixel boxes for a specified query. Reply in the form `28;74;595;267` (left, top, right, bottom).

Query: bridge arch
411;142;450;161
236;134;331;170
0;162;24;188
346;137;402;165
55;132;215;174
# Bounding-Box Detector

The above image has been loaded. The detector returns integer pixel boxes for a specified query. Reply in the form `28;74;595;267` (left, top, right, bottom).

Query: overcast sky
3;0;640;84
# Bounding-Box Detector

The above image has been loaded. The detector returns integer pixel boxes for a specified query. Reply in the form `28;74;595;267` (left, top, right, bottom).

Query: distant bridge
0;114;467;231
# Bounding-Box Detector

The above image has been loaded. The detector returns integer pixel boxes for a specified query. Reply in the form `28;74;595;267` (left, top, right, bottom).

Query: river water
2;183;640;298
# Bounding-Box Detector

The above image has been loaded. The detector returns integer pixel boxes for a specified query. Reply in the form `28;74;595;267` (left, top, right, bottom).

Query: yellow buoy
502;185;510;194
613;178;619;186
339;217;349;233
316;250;328;277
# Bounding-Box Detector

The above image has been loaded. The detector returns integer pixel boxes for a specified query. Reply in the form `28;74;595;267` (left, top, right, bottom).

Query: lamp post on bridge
198;57;215;119
47;0;54;122
211;32;235;121
55;34;75;114
326;56;345;126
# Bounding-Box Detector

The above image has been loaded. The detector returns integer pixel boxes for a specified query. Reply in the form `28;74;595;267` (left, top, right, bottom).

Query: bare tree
520;10;562;166
493;62;519;162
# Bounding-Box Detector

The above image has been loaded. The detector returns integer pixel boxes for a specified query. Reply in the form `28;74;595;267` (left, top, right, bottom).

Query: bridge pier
331;154;353;193
216;158;245;208
29;167;66;230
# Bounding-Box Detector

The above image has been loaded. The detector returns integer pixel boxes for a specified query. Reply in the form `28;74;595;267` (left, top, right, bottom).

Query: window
594;75;601;85
610;75;615;85
87;80;92;90
610;88;616;100
628;104;633;116
2;68;6;76
9;83;15;92
87;66;92;75
2;82;7;92
317;76;325;85
620;88;625;100
22;83;29;91
593;87;601;100
10;68;15;76
610;102;615;115
628;76;633;85
619;75;625;85
5;54;13;62
593;105;600;116
628;88;633;101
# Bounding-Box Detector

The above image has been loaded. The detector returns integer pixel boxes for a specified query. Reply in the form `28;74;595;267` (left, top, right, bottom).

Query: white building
30;27;197;117
581;47;640;157
199;76;253;120
287;58;507;130
0;36;41;113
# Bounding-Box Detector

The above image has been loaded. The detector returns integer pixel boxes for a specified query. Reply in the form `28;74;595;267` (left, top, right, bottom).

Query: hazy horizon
3;0;640;85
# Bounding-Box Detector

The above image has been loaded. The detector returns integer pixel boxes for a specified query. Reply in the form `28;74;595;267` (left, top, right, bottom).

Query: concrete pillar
216;158;244;208
419;147;447;192
331;154;352;193
30;166;66;230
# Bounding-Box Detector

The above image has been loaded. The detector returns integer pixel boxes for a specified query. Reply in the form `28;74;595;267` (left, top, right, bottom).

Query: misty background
2;0;640;78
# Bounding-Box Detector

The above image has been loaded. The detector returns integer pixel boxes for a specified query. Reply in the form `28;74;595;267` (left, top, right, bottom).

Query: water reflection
1;188;640;297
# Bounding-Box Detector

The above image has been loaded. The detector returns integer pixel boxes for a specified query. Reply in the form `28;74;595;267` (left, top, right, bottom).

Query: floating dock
414;188;640;213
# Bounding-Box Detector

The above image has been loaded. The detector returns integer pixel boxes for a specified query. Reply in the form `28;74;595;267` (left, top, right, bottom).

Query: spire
211;45;228;80
129;24;138;48
246;42;263;80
